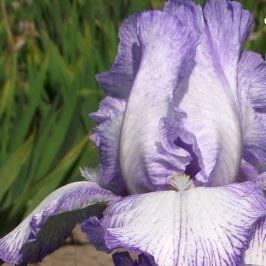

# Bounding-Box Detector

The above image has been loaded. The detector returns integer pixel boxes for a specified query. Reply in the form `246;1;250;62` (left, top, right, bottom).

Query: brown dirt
34;244;113;266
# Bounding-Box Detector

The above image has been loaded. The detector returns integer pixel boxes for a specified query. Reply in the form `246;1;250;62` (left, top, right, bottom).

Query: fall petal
244;217;266;266
113;252;156;266
81;217;111;253
0;182;119;264
102;182;265;266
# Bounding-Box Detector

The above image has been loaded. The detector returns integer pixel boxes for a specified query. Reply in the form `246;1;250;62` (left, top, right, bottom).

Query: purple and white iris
1;0;265;265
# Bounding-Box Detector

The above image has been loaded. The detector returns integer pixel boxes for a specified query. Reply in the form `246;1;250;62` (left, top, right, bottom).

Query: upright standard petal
238;51;266;113
102;182;265;266
164;0;253;185
94;9;199;194
238;51;266;172
96;15;141;98
119;10;198;193
90;96;127;195
0;182;119;265
244;218;266;266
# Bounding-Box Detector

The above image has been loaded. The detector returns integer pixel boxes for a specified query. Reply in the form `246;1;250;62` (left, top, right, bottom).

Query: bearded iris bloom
0;0;265;265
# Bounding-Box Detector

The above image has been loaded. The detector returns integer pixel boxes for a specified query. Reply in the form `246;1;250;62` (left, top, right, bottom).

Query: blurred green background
0;0;265;235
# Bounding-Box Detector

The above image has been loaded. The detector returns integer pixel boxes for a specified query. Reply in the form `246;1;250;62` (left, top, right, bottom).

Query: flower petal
113;252;156;266
244;217;266;266
0;182;119;264
238;51;266;113
81;217;111;253
90;96;127;195
102;182;265;266
119;10;198;193
203;0;253;93
239;160;266;190
164;0;253;185
238;51;266;171
239;160;259;182
243;112;266;171
159;106;206;183
113;252;136;266
96;15;141;98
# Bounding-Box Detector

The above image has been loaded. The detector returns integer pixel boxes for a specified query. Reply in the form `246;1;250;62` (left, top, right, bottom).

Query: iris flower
1;0;265;265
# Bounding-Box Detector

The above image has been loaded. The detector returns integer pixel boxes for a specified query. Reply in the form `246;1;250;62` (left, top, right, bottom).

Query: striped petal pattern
102;182;265;266
244;217;266;266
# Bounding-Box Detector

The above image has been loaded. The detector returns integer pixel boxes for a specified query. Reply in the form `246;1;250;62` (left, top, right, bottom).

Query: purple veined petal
239;159;258;181
202;0;253;94
164;0;202;32
112;251;156;266
119;10;199;193
165;0;253;95
256;173;266;191
96;15;141;98
163;0;253;186
113;252;136;266
90;96;127;195
238;51;266;113
102;182;265;266
164;0;194;13
239;160;266;190
81;217;111;253
81;220;157;265
244;218;266;266
0;181;119;265
243;112;266;172
159;106;207;184
92;9;200;195
238;51;266;172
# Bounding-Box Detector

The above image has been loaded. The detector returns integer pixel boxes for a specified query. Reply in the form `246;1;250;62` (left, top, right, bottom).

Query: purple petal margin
0;182;119;265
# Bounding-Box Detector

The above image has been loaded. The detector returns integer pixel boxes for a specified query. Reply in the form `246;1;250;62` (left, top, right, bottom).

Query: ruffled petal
96;15;141;98
0;182;119;264
164;0;195;13
242;111;266;170
159;107;206;183
244;218;266;266
238;51;266;171
81;217;111;253
113;252;156;266
102;182;265;266
257;173;266;190
238;50;266;113
203;0;253;93
119;10;198;193
239;160;266;190
90;96;127;195
164;0;253;185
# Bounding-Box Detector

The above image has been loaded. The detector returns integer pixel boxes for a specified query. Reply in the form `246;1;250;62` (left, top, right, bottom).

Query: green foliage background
0;0;265;234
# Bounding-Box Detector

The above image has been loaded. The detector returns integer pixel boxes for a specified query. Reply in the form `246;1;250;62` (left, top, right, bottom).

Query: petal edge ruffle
90;96;127;195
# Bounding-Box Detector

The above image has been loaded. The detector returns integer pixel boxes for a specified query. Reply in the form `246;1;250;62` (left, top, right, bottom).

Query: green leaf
24;135;89;216
0;135;34;200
